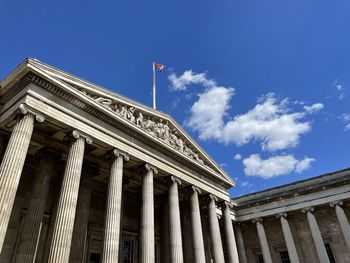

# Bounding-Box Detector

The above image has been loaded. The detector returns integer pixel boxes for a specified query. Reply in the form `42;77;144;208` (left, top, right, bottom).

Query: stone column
221;201;239;263
301;207;330;263
48;130;92;263
276;213;300;263
0;104;44;252
69;165;96;263
15;149;56;263
253;218;272;263
102;149;129;263
166;176;184;263
189;186;206;263
234;224;248;263
330;201;350;252
140;163;158;263
207;194;225;263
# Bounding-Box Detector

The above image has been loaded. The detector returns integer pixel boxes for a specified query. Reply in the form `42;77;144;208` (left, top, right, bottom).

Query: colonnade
0;105;240;263
240;202;350;263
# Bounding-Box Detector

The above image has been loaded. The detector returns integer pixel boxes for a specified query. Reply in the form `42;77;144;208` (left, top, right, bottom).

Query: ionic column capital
19;104;45;123
330;200;343;208
190;185;202;195
164;175;182;186
203;194;218;204
276;212;288;219
252;217;263;224
219;201;234;210
63;130;93;145
301;207;314;214
72;130;93;144
112;149;129;161
144;163;158;175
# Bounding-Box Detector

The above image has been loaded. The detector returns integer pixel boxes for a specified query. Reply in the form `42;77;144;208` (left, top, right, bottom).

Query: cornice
0;72;233;188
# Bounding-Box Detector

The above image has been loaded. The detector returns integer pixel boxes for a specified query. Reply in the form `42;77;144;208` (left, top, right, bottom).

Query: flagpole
152;62;156;109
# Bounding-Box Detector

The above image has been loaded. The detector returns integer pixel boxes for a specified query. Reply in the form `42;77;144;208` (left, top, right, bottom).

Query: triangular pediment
3;58;234;186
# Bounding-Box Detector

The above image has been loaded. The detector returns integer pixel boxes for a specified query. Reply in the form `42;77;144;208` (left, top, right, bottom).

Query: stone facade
233;168;350;263
0;58;349;263
0;58;237;263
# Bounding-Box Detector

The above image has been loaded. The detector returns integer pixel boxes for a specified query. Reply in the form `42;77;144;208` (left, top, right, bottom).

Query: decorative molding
164;175;182;187
252;217;263;224
220;200;233;210
78;89;208;167
202;193;218;204
71;130;93;144
276;212;288;219
189;185;202;195
330;200;343;208
19;104;45;123
301;207;314;214
112;148;129;161
145;163;158;175
3;72;225;177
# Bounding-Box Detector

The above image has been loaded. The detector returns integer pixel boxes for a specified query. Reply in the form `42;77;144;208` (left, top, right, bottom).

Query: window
325;243;336;263
279;250;291;263
89;253;101;263
123;239;134;263
256;253;264;263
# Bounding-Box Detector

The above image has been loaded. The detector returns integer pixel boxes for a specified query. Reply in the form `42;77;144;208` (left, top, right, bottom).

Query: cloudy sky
1;0;349;196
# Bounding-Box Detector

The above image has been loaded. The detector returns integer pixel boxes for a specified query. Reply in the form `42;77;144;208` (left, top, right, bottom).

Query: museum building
0;58;349;263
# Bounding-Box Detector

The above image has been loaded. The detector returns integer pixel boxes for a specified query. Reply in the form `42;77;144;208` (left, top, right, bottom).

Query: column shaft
189;188;206;263
15;151;55;263
208;196;225;263
0;113;35;252
335;205;350;251
168;178;184;263
305;211;330;263
234;224;248;263
48;134;87;263
140;165;156;263
102;152;126;263
279;215;300;263
69;169;92;263
222;204;239;263
256;220;272;263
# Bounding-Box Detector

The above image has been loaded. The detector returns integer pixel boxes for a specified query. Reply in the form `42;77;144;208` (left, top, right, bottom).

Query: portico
0;58;239;263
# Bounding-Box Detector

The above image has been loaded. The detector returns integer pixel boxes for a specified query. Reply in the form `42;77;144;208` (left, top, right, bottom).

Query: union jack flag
154;63;165;72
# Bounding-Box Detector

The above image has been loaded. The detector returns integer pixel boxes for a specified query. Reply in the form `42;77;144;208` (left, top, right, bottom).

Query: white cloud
186;86;235;140
243;154;314;179
234;154;242;160
221;95;311;151
340;113;350;122
168;70;216;91
340;113;350;131
303;103;324;113
336;84;343;91
171;70;321;152
187;92;314;151
240;181;252;187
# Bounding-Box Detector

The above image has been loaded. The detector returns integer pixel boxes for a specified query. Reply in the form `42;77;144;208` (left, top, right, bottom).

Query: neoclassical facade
232;168;350;263
1;58;349;263
0;58;239;263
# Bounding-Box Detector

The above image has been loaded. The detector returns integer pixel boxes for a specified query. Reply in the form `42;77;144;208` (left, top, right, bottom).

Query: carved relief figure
81;90;207;167
95;97;112;108
136;112;144;128
119;106;128;119
127;107;136;123
163;121;170;141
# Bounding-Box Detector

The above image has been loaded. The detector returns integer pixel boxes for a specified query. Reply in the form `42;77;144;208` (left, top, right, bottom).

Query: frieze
78;89;208;167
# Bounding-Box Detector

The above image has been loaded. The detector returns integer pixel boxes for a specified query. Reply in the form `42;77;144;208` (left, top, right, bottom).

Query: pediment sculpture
79;89;207;167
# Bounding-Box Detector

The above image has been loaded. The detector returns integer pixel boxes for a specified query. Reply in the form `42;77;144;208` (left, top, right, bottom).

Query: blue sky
1;0;349;196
